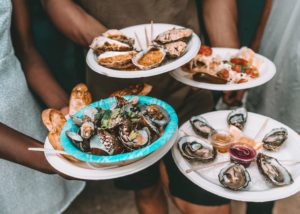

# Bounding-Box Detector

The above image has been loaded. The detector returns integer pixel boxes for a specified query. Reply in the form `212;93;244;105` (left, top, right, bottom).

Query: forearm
12;0;68;109
21;49;69;109
0;123;54;174
203;0;240;48
42;0;107;47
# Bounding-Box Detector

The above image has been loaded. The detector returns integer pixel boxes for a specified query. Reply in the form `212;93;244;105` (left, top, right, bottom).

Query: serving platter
44;129;177;180
172;110;300;202
170;48;276;91
86;23;201;78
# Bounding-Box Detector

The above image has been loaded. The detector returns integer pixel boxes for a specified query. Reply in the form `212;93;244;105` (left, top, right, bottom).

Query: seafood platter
172;108;300;202
42;83;178;180
86;23;201;78
170;46;276;91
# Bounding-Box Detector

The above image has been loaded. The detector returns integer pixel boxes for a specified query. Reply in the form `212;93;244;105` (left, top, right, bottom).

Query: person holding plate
0;0;84;213
42;0;242;213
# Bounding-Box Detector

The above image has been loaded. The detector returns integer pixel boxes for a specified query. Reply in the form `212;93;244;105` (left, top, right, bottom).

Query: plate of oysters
170;46;276;91
172;108;300;202
86;23;201;78
41;83;178;179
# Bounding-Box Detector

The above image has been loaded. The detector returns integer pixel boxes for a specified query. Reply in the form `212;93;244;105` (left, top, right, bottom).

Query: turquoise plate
61;96;178;163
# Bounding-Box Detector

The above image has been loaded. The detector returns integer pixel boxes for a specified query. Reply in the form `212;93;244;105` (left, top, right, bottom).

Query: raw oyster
190;115;216;139
164;41;187;58
193;72;227;84
139;104;170;127
227;108;248;130
262;128;288;151
219;163;251;190
102;29;135;46
132;46;166;70
257;153;293;186
90;36;132;54
98;51;137;69
90;130;124;155
155;28;193;44
178;135;217;162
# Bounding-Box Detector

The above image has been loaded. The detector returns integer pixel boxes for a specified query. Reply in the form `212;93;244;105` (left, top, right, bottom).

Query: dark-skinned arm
11;0;68;110
0;123;53;174
41;0;107;47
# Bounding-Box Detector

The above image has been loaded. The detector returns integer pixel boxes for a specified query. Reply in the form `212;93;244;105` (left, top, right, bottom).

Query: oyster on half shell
98;51;137;69
132;46;166;70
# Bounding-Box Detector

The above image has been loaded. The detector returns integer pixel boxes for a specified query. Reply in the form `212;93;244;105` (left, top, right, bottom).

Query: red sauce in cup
229;143;256;167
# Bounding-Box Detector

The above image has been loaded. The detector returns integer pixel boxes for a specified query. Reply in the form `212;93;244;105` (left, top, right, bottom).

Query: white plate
170;48;276;91
44;129;177;180
86;23;200;78
172;111;300;202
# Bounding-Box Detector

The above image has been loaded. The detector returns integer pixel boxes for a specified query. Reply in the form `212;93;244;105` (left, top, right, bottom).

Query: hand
60;106;69;116
223;90;247;107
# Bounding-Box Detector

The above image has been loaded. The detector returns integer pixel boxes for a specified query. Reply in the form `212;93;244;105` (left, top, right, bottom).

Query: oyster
155;28;193;44
164;41;187;58
79;121;95;139
262;128;288;151
132;46;166;70
90;36;132;55
193;72;227;84
102;29;135;46
190;115;216;139
219;163;251;190
178;135;217;162
257;153;293;186
227;108;248;130
90;130;124;155
98;51;137;69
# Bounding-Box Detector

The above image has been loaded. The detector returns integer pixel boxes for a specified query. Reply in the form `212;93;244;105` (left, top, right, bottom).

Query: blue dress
0;1;84;213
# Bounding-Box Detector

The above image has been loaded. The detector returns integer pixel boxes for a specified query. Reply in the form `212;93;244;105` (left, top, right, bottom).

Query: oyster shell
190;115;216;139
66;131;90;152
178;135;217;162
140;104;170;127
102;29;135;46
262;128;288;151
132;46;166;70
164;41;187;58
219;163;251;190
227;108;248;130
257;153;293;186
98;51;137;69
155;28;193;44
90;130;124;155
90;36;132;55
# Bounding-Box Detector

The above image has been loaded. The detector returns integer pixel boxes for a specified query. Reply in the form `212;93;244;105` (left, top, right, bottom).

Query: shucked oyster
164;41;187;58
178;135;217;162
132;46;166;70
257;153;293;186
90;36;132;54
98;51;137;69
227;108;248;130
262;128;288;151
219;163;251;190
190;115;216;139
155;28;193;44
102;29;135;46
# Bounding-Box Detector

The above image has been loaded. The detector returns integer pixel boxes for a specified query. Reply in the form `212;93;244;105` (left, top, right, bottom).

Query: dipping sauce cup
229;143;257;167
209;130;234;153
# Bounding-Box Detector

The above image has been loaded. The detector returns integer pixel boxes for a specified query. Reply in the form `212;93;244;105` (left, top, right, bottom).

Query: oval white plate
44;129;177;180
86;23;200;78
172;111;300;202
170;48;276;91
